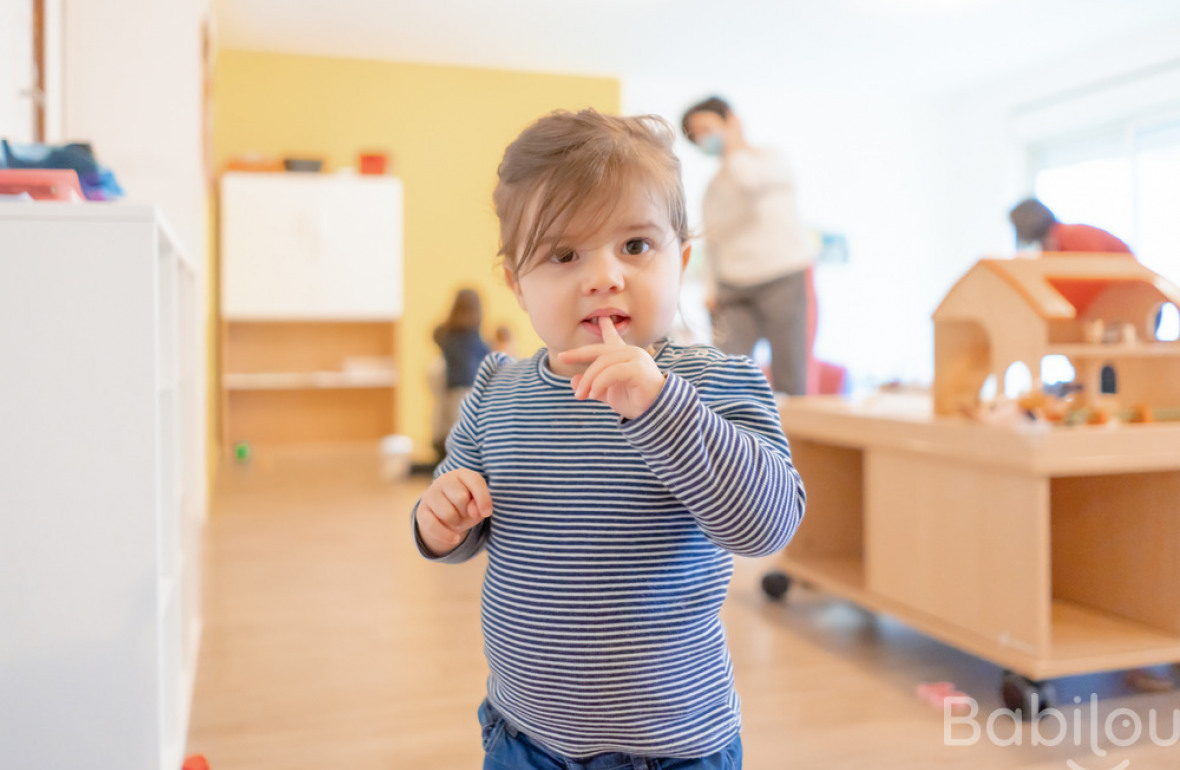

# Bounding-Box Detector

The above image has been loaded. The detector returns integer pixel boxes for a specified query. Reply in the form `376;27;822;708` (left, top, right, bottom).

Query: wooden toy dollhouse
932;253;1180;419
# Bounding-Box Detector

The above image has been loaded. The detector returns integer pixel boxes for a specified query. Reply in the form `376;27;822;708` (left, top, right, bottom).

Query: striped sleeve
410;352;508;563
620;356;805;557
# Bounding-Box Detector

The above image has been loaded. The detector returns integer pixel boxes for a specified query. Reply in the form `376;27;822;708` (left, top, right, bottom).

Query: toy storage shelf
0;204;204;770
220;319;398;447
219;173;403;450
777;393;1180;683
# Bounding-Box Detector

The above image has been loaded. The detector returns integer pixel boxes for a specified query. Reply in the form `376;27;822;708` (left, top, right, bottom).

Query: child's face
506;185;691;377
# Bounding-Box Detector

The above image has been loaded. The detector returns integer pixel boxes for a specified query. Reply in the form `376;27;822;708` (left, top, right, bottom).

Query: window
1041;354;1075;386
1100;364;1118;395
1030;113;1180;282
1003;361;1032;398
1156;302;1180;342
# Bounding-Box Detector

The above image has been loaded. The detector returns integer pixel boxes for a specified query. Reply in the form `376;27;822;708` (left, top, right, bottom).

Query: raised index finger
599;315;625;347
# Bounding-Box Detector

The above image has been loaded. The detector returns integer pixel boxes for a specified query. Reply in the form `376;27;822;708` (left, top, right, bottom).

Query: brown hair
435;288;482;341
1009;198;1057;244
493;108;689;276
681;96;731;142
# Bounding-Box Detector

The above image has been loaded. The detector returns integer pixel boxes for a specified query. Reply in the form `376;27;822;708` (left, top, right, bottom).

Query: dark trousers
712;270;808;395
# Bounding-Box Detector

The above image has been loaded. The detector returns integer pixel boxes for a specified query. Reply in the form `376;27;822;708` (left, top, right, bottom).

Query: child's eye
623;239;650;256
551;250;577;264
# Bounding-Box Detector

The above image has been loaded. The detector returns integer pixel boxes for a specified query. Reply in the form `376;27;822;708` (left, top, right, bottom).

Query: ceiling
215;0;1180;97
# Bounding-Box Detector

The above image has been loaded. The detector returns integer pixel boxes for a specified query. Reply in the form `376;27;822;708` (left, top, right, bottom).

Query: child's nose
581;251;625;294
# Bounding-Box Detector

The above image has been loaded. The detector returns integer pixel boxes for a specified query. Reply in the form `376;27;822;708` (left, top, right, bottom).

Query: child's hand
417;468;493;557
557;316;667;420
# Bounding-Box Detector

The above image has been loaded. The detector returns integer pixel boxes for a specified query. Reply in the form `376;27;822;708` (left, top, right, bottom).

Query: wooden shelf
224;387;395;445
780;554;867;596
223;370;397;390
780;393;1180;475
1047;341;1180;358
783;555;1180;679
220;320;399;448
1045;601;1180;677
778;394;1180;685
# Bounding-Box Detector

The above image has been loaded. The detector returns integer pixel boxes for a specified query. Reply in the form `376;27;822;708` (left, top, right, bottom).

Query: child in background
432;288;490;461
491;324;517;358
412;109;806;769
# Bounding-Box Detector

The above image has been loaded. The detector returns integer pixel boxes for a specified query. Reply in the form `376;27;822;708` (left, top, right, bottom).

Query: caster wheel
1001;671;1055;720
761;571;792;601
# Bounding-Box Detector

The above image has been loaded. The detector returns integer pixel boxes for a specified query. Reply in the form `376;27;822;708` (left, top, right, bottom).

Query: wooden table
776;393;1180;708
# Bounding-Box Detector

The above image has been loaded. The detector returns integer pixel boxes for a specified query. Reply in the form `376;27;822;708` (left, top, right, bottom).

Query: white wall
57;0;210;484
1;0;35;142
627;19;1180;393
624;78;944;391
59;0;210;262
927;18;1180;319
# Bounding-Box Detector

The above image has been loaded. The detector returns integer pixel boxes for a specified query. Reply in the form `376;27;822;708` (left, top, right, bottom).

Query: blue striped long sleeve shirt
412;341;806;758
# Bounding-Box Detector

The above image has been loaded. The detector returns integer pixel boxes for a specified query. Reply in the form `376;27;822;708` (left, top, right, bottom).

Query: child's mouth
581;313;630;337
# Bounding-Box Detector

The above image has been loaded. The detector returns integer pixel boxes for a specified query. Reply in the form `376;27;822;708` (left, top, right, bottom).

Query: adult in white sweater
682;96;813;395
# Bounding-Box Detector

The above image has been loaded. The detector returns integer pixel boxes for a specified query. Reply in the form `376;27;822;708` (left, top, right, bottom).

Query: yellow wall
211;50;619;460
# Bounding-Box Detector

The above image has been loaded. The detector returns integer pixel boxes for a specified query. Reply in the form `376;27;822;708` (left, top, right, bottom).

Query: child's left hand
557;316;667;420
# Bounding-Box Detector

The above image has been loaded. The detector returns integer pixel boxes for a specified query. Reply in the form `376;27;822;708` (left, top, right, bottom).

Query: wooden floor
187;446;1180;769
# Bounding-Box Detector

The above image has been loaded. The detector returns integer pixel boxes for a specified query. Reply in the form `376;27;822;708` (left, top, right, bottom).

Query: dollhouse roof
934;254;1180;321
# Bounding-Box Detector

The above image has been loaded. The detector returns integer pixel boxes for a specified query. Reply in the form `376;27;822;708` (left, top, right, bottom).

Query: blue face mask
698;132;725;157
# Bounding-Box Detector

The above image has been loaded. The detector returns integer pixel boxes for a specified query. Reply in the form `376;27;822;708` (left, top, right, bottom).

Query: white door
221;174;321;317
221;173;403;319
316;177;402;317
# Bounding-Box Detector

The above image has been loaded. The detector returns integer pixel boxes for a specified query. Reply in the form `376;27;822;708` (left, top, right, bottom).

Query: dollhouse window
1100;364;1118;395
1041;355;1075;386
979;374;997;402
1155;302;1179;342
1004;361;1032;398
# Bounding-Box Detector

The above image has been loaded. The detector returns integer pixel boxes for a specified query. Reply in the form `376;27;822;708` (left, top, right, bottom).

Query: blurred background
4;0;1180;466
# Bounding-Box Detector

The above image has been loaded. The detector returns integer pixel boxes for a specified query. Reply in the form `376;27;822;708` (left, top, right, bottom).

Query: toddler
412;108;806;769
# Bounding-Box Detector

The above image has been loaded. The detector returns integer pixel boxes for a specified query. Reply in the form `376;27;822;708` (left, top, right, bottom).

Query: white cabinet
0;204;204;770
220;172;403;320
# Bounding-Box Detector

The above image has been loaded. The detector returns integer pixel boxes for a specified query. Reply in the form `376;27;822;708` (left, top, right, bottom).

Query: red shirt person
1049;222;1132;253
1009;198;1133;255
1008;197;1134;313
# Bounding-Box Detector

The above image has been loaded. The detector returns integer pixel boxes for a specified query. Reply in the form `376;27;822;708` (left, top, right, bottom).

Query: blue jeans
479;699;742;770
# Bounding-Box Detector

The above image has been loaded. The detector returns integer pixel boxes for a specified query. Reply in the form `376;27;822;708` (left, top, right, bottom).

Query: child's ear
504;267;527;311
680;242;692;273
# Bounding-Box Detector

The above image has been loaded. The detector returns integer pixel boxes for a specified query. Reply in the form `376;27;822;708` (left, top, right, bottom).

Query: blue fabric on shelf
1;139;124;200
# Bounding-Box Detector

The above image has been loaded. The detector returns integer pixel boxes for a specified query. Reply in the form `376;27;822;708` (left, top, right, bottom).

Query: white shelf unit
219;173;403;448
0;203;204;770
